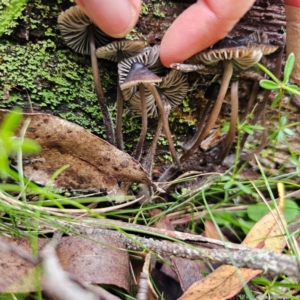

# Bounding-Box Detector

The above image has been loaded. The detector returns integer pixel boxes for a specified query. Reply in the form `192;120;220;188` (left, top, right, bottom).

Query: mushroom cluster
58;6;280;180
118;45;189;168
179;32;279;163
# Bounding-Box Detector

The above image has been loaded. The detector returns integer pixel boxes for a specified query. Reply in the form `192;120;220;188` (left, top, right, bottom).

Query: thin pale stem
145;101;171;175
180;60;233;163
134;84;147;161
146;84;181;169
218;80;239;162
88;25;115;145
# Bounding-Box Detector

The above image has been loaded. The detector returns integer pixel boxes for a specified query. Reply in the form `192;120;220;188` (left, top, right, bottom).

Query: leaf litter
0;109;161;201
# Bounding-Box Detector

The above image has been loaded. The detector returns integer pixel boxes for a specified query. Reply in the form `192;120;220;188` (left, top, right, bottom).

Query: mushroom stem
134;84;148;161
144;100;171;175
180;60;233;163
182;94;215;151
88;25;115;145
145;84;181;169
144;115;164;174
218;80;239;162
116;50;125;150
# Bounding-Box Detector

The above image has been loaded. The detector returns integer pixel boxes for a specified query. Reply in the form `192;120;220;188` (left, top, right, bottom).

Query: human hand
75;0;141;38
75;0;255;67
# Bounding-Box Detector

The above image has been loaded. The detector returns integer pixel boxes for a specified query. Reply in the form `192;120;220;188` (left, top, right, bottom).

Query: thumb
75;0;141;38
160;0;255;67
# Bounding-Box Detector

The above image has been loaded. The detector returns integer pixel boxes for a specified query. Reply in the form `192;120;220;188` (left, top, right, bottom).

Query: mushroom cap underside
190;47;263;70
189;33;279;70
127;69;189;117
58;5;111;55
96;40;145;62
118;45;166;84
120;62;162;90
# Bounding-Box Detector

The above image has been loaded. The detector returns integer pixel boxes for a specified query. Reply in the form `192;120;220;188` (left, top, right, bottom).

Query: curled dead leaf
0;109;159;199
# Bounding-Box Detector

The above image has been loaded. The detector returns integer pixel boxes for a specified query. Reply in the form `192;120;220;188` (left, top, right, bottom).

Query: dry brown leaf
0;110;157;199
0;235;129;293
151;209;204;292
172;257;204;292
179;201;287;300
204;220;228;241
0;238;47;293
58;235;129;291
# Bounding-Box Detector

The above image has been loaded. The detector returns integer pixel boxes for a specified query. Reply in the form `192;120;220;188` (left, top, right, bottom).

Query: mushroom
180;34;278;163
128;69;189;173
119;46;186;168
58;5;115;145
96;40;145;150
129;69;189;117
120;61;162;161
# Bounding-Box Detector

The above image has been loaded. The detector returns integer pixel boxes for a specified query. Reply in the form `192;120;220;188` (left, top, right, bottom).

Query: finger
160;0;256;67
284;0;300;7
75;0;141;38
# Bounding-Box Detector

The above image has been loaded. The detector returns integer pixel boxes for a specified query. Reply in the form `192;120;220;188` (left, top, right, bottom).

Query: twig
70;225;300;280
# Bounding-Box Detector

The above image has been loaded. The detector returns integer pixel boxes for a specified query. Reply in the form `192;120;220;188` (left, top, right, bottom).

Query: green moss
139;1;167;19
0;0;27;36
0;39;117;137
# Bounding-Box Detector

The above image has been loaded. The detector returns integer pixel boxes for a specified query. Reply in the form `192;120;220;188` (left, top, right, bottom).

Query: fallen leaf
0;109;157;198
204;220;228;241
0;234;129;293
0;238;47;293
180;200;287;300
151;209;204;292
58;234;129;291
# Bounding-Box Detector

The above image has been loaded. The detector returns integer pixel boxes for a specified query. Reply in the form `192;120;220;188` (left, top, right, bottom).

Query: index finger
160;0;256;67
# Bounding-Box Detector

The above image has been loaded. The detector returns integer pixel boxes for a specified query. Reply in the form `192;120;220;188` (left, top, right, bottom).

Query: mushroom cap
246;31;279;55
58;5;111;55
190;37;263;70
120;62;162;90
248;31;269;44
96;40;145;62
189;33;278;70
118;45;166;100
128;69;189;117
158;69;189;108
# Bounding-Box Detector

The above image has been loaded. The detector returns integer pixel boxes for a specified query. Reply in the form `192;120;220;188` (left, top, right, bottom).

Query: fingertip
75;0;141;38
160;0;255;67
